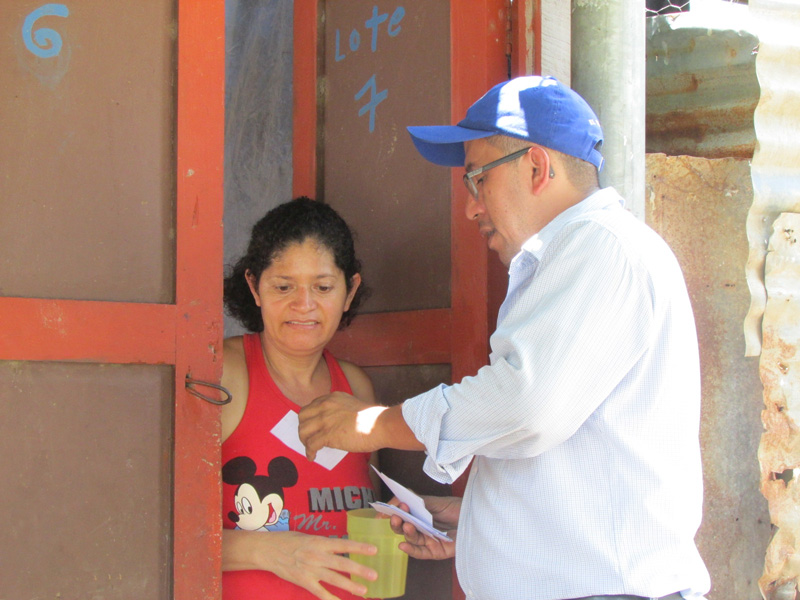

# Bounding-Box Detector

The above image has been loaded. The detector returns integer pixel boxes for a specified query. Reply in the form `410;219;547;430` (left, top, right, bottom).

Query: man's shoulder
548;207;684;290
563;203;671;254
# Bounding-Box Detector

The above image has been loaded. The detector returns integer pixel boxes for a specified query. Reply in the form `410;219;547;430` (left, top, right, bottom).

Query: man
299;76;710;600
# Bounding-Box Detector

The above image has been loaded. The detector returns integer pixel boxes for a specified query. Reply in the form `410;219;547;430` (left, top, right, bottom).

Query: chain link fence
646;0;690;16
646;0;748;18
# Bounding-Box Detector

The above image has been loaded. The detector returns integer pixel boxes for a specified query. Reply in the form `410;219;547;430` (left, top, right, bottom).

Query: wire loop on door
185;376;232;405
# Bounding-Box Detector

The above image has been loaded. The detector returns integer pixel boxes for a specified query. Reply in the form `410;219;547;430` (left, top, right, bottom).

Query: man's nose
465;194;483;221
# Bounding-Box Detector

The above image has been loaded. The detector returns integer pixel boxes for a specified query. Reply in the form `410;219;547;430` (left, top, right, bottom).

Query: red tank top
222;333;377;600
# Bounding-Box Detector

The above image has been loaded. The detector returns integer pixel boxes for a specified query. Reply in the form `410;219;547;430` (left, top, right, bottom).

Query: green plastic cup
346;507;408;598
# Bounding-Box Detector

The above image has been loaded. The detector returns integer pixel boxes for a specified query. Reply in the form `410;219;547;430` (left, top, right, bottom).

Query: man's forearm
373;403;426;451
298;392;427;459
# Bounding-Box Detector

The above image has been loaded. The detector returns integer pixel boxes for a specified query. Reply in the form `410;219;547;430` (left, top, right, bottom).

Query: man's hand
298;392;387;461
388;496;462;561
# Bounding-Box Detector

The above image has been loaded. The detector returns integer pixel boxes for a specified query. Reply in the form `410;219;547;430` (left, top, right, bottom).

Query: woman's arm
223;528;378;600
220;336;249;443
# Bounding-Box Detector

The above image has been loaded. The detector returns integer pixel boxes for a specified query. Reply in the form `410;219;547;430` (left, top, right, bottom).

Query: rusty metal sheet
743;3;800;598
646;4;759;159
759;213;800;600
646;153;771;600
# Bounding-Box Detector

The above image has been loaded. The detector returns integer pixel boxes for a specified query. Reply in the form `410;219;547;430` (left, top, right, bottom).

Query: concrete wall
646;154;772;600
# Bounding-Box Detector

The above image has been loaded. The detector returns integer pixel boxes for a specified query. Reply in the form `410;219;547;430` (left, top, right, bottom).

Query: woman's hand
387;496;461;561
223;529;378;600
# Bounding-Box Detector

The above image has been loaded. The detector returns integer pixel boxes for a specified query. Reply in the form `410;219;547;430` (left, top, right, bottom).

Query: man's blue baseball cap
407;76;604;171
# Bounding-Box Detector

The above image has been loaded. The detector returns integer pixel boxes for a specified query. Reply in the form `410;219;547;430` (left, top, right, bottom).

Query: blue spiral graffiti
22;4;70;58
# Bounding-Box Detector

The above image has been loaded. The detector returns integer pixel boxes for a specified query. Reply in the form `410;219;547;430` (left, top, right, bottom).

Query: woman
221;197;380;600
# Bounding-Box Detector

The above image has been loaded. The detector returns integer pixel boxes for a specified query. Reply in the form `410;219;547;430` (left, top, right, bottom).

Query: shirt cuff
402;384;472;484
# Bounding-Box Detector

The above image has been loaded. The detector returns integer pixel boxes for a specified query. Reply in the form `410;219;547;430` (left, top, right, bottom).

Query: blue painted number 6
23;4;70;58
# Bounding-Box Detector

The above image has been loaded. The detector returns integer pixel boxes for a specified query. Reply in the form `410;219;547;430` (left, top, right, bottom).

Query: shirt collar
510;187;624;269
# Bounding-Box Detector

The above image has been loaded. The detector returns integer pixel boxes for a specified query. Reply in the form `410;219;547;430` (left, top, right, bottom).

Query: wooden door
293;2;509;598
0;2;224;599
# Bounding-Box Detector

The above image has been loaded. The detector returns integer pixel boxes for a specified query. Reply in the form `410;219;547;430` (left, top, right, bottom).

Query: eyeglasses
462;146;532;199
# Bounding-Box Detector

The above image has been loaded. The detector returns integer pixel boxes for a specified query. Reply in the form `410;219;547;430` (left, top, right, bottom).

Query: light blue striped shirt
403;188;710;600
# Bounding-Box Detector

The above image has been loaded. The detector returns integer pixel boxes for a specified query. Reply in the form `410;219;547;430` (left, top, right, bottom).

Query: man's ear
526;145;552;196
245;269;262;307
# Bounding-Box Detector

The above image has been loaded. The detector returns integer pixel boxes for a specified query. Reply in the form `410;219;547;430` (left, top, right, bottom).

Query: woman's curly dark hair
224;197;369;332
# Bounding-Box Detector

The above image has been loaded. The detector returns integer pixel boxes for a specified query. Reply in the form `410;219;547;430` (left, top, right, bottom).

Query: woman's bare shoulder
221;335;249;442
338;359;376;404
223;335;246;362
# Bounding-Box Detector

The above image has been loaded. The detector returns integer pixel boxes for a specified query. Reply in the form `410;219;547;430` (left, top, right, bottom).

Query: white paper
370;502;453;542
370;466;453;542
270;410;347;470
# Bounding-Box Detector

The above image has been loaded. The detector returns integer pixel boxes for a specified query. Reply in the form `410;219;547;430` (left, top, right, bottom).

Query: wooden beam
328;309;452;367
0;297;176;364
293;0;319;199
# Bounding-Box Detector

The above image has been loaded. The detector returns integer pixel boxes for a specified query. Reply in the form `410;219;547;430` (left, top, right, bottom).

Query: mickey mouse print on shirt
223;455;298;532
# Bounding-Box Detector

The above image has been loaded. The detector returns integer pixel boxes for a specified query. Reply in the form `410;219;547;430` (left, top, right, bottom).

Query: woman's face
246;238;360;357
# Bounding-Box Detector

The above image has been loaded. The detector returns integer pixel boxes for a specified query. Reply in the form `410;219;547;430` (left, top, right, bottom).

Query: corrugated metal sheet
744;0;800;356
743;1;800;598
646;3;759;158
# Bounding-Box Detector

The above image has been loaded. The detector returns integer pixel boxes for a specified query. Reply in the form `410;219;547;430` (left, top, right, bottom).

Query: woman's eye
275;285;291;293
316;285;332;293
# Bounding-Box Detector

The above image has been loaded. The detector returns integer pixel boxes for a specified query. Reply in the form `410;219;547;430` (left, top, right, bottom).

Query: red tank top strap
242;332;273;395
242;333;264;374
322;348;352;394
241;333;294;414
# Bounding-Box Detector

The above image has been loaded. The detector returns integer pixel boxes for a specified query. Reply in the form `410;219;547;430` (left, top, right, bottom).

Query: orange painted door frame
511;0;541;77
0;2;225;598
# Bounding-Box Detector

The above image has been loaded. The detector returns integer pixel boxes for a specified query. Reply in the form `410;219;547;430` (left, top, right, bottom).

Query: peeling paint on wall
759;213;800;599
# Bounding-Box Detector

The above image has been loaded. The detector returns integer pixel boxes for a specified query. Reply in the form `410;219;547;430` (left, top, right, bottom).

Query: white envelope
369;465;453;542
